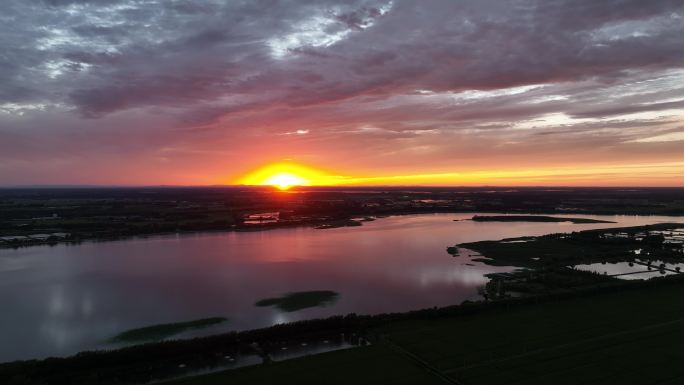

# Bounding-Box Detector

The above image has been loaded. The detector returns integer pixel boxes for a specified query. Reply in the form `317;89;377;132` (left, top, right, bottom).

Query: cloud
0;0;683;185
630;129;684;143
571;99;684;119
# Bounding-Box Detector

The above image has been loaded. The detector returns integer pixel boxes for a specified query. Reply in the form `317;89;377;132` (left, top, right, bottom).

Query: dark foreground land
2;186;684;248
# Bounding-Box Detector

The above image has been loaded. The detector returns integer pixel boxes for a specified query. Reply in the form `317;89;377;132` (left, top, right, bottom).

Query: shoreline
3;221;684;384
2;209;681;251
4;272;684;384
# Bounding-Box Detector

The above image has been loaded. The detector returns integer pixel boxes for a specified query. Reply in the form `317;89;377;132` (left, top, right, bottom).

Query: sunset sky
1;0;684;186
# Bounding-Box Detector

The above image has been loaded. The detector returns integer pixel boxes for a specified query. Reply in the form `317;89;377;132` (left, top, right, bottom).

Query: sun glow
235;162;333;190
232;161;684;188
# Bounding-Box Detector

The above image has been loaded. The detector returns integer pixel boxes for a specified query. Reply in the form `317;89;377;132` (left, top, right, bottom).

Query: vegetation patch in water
256;290;339;312
111;317;228;343
459;223;684;268
471;215;615;224
455;223;684;298
315;219;363;229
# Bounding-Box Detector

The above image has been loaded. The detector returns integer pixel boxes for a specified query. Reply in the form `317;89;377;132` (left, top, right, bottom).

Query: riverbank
7;213;672;363
169;274;684;385
0;210;670;250
4;274;684;385
4;218;684;384
3;186;684;250
455;223;684;298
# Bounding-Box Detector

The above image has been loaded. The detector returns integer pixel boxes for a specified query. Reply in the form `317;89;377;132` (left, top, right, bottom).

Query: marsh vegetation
457;223;684;298
256;291;339;312
111;318;228;343
470;215;615;223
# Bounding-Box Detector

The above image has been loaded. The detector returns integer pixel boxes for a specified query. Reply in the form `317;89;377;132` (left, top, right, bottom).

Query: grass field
170;281;684;385
171;344;445;385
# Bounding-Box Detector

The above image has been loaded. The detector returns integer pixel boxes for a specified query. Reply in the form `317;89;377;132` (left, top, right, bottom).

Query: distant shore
3;187;683;250
469;215;615;224
1;209;675;250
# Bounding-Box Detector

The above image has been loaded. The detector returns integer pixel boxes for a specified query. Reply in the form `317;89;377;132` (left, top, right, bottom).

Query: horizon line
1;184;683;189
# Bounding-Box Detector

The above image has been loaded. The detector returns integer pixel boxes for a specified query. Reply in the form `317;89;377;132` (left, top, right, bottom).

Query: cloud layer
1;0;683;185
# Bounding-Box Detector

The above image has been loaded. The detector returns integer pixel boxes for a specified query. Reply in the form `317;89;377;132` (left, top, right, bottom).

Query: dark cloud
0;0;683;185
336;6;385;30
39;0;120;5
4;0;682;117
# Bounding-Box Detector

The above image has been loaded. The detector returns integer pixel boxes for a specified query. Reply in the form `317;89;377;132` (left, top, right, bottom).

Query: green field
172;345;445;385
171;280;684;385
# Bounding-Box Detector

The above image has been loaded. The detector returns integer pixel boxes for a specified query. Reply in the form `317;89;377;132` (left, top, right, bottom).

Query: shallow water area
575;259;684;280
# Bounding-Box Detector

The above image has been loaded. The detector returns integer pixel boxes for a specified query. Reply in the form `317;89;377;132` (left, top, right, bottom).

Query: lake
0;213;679;362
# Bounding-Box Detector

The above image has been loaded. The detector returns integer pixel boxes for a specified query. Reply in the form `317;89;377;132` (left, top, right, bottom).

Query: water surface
0;213;678;361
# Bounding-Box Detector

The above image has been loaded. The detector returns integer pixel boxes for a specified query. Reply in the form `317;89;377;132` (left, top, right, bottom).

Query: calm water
0;213;680;362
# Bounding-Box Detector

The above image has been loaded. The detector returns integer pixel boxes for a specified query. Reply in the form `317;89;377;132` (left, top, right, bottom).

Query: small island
469;215;615;224
110;317;228;343
256;290;339;312
315;219;363;229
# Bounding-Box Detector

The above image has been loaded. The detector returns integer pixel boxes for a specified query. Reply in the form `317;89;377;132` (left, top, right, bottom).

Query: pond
574;259;684;280
0;213;679;362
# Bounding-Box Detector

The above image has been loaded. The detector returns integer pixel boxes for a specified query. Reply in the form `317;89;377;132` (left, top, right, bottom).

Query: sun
264;172;308;190
235;162;332;190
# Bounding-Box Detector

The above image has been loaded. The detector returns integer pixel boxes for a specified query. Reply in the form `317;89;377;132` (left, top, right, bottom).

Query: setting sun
264;172;308;190
235;162;335;189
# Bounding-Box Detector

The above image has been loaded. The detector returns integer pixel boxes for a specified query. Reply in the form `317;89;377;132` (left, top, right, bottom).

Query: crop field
383;282;684;384
170;344;445;385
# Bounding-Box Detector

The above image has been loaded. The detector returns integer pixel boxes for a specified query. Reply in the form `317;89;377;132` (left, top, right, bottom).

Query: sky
1;0;684;187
